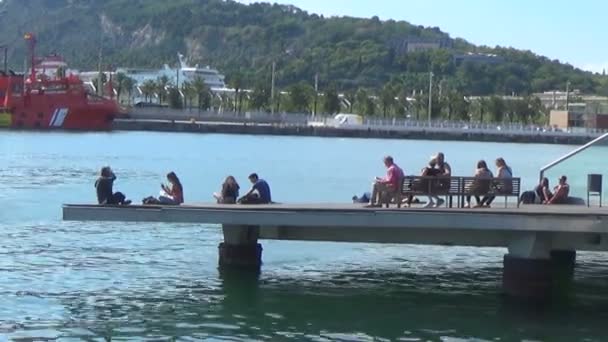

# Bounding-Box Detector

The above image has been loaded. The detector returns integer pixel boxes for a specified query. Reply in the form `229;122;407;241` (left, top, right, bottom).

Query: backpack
519;191;536;205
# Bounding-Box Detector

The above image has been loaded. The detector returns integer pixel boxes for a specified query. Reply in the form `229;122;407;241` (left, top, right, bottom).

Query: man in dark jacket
95;166;130;205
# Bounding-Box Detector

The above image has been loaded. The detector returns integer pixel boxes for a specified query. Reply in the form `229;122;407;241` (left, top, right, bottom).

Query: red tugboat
0;33;120;130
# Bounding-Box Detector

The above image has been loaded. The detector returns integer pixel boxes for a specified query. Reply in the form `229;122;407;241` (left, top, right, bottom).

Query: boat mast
24;33;36;81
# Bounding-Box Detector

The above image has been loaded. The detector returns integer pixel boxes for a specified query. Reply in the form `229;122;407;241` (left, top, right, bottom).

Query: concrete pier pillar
550;250;576;296
219;225;262;270
502;254;552;299
503;234;577;299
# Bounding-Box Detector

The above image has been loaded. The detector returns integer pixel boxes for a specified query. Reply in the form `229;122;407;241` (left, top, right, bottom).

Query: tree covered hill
1;0;606;96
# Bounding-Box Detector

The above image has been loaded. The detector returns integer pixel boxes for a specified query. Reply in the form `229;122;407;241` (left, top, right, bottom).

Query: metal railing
539;132;608;181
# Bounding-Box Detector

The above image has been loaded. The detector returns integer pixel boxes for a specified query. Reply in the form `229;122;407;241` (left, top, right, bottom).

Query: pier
63;203;608;299
113;118;598;145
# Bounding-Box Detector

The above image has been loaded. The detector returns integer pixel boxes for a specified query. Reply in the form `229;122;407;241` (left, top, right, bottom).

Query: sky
239;0;608;73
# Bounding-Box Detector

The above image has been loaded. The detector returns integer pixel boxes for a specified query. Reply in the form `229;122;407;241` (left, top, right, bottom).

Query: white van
333;114;363;127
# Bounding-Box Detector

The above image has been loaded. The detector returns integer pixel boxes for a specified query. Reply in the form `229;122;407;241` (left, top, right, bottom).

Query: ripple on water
1;132;608;340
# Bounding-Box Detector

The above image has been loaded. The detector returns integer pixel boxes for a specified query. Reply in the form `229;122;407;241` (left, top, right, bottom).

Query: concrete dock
63;203;608;299
112;119;598;145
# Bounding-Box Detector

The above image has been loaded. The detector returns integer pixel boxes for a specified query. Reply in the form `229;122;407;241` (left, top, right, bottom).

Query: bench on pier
392;176;458;208
459;177;521;208
390;176;521;208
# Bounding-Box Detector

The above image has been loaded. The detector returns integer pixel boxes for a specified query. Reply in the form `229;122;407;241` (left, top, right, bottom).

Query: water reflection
25;266;604;341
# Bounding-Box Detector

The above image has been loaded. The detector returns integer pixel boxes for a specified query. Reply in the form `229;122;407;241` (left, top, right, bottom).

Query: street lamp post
313;73;318;117
427;71;434;125
270;61;276;115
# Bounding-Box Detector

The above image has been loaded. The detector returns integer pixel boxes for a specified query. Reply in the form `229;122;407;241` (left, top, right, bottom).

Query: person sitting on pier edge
367;156;404;208
214;176;240;204
546;175;570;205
238;173;272;204
465;160;493;208
143;171;184;205
479;157;513;207
95;166;131;205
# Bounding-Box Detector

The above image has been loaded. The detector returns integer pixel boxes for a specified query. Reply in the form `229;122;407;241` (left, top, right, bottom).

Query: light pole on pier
313;73;318;117
428;71;434;125
270;61;276;115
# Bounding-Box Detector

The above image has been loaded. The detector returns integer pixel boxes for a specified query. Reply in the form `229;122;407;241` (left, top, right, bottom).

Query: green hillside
1;0;606;99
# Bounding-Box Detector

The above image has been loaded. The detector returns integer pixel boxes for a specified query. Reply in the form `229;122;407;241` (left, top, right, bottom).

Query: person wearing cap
546;175;569;204
367;156;404;207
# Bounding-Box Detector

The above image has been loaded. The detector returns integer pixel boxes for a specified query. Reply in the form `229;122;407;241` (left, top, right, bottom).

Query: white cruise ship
116;53;227;91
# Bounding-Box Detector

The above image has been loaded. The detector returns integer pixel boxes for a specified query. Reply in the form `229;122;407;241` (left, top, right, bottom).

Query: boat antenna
97;32;103;96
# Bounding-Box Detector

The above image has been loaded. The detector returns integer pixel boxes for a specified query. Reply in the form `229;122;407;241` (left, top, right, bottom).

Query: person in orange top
160;172;184;205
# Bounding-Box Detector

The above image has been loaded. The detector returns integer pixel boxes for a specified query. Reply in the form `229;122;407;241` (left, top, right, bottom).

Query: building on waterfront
535;90;608;111
550;102;608;130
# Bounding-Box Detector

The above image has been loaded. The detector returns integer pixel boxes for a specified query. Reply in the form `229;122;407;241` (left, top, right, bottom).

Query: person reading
214;176;240;204
367;156;404;207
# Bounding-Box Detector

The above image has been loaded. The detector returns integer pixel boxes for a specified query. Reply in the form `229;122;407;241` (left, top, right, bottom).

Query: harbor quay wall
113;119;595;145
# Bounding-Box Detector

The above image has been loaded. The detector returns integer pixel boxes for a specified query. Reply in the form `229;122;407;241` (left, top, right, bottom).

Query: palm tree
141;80;156;103
155;75;171;105
229;72;244;113
192;76;211;111
121;76;135;105
380;84;396;117
181;81;196;109
114;73;135;105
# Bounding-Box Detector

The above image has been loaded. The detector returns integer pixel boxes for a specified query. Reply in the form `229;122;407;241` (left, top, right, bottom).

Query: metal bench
458;177;521;208
396;176;459;208
394;176;521;208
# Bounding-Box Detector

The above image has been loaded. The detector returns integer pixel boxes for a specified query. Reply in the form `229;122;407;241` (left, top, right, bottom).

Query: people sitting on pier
214;176;240;204
546;175;570;205
465;160;494;208
366;156;404;207
425;157;445;208
405;157;442;208
479;157;513;207
435;152;452;177
143;172;184;205
95;166;131;205
535;177;552;204
420;152;452;208
238;173;272;204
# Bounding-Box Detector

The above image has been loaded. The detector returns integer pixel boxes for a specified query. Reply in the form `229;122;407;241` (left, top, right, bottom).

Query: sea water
0;131;607;341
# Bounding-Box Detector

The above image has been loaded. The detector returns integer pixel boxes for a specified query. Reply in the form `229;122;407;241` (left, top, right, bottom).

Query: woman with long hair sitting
143;171;184;205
